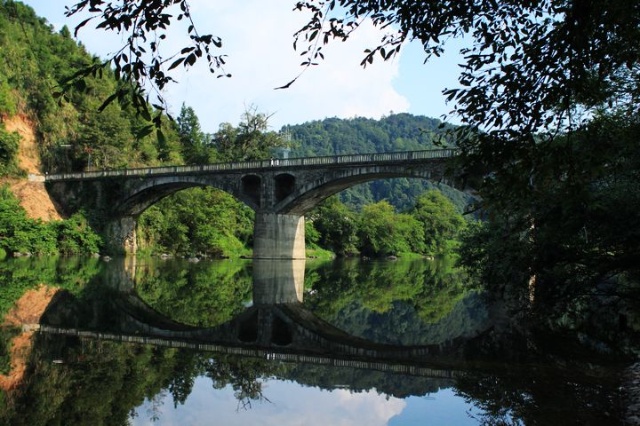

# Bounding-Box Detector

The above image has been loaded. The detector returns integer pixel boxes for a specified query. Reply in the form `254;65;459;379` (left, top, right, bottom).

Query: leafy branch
63;0;229;128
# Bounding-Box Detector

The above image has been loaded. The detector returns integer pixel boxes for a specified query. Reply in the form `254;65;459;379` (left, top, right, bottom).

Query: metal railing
45;148;457;181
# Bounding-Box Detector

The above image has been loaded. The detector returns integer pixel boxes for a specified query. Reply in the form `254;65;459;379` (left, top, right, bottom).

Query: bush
0;125;20;176
56;211;102;255
0;186;101;255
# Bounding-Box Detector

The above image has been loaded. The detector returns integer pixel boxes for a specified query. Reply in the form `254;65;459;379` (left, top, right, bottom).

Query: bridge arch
274;173;296;202
275;167;440;215
116;175;261;217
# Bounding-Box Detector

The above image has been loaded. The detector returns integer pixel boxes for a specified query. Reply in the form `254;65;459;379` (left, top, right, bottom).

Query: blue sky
131;376;483;426
22;1;464;133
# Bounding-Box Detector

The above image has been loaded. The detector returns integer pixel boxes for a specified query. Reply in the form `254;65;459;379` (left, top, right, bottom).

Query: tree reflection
456;366;623;425
303;258;486;345
0;332;282;425
134;258;252;327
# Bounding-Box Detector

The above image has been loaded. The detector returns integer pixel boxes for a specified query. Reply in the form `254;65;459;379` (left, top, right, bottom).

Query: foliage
411;190;467;256
213;107;287;161
0;1;183;172
357;201;404;257
304;258;480;345
290;0;640;312
288;114;451;156
176;103;213;164
307;196;358;256
0;123;20;176
138;187;253;258
0;185;101;255
306;190;467;258
65;0;228;120
0;185;55;254
293;1;640;135
459;113;640;312
55;211;102;255
286;114;468;211
0;75;16;116
135;259;252;327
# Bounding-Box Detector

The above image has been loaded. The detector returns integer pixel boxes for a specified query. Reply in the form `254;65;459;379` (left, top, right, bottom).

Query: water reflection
0;257;630;425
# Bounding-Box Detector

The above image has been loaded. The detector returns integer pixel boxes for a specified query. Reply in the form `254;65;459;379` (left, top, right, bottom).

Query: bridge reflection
38;259;469;379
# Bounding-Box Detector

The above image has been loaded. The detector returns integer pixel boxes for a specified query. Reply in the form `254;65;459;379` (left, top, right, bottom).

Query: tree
213;107;286;161
411;190;466;256
309;196;358;256
176;103;212;164
137;187;253;257
290;0;640;307
459;113;640;310
357;200;420;257
64;0;229;118
293;1;640;134
0;124;20;176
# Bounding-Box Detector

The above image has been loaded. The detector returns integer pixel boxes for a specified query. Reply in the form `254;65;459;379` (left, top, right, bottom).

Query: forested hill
287;114;452;157
285;115;468;212
0;1;182;174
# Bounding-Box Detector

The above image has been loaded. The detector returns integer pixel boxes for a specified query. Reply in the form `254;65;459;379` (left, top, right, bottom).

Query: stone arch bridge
45;149;461;258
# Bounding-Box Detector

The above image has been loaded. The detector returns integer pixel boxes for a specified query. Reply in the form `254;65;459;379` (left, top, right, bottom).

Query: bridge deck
39;325;461;379
45;149;457;181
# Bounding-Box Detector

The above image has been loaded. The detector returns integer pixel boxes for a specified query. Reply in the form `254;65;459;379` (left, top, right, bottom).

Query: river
0;256;633;425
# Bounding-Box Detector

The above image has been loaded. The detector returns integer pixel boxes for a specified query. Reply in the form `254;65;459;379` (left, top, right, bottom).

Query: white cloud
24;0;470;135
166;0;410;131
132;378;407;426
25;0;409;132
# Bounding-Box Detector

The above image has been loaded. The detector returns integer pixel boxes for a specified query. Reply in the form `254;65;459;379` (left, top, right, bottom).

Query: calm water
0;256;631;425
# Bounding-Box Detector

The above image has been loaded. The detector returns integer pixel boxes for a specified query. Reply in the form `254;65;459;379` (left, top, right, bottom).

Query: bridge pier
105;216;138;255
253;213;306;259
252;259;305;304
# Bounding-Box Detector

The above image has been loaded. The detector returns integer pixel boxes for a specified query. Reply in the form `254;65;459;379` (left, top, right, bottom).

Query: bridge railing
45;148;457;181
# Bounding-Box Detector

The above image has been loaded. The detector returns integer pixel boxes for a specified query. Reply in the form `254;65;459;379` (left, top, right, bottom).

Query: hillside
2;115;61;221
0;1;182;177
288;114;453;157
286;114;470;212
0;1;183;222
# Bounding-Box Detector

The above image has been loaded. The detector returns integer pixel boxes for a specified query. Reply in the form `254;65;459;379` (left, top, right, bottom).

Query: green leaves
213;106;288;162
0;186;100;255
0;125;20;177
66;0;229;123
294;0;640;138
309;190;466;258
459;113;640;312
138;187;254;257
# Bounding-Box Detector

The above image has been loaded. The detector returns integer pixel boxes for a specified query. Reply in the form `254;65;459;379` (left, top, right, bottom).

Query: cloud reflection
132;377;406;426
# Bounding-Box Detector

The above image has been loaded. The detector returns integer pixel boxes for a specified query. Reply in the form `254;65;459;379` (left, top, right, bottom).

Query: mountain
284;114;469;212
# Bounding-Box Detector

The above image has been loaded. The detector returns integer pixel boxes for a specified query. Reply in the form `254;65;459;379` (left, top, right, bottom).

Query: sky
131;377;483;425
22;1;464;133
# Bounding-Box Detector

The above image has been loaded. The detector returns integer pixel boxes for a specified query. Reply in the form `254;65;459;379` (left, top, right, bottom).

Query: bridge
45;149;460;257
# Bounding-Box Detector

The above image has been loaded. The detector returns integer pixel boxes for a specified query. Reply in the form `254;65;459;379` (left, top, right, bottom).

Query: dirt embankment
2;115;63;221
0;117;65;391
0;286;59;392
